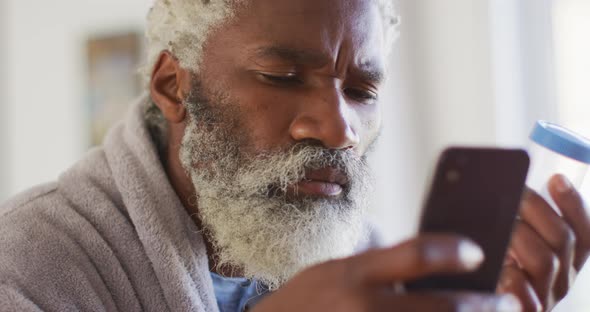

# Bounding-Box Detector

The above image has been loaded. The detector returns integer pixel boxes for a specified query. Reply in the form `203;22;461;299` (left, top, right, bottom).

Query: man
1;0;589;311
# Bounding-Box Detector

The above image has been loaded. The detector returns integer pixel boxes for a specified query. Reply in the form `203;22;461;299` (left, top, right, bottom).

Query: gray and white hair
142;0;399;82
142;0;400;149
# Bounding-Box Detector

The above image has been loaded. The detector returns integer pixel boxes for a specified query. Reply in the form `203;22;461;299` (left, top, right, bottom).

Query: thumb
350;234;484;286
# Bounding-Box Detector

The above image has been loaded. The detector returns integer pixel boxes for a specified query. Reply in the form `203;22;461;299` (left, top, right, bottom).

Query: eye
344;87;378;103
258;72;303;86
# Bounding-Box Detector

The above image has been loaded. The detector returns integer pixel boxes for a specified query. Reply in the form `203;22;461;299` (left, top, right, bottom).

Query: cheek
225;83;300;152
356;104;382;153
198;55;299;153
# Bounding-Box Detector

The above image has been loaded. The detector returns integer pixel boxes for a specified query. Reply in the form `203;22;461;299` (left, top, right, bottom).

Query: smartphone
406;147;530;292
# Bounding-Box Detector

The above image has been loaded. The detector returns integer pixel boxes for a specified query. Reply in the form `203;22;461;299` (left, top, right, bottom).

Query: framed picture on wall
86;32;143;146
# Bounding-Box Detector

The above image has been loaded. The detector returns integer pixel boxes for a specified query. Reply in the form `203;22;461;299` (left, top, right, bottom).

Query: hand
498;175;590;311
253;235;521;312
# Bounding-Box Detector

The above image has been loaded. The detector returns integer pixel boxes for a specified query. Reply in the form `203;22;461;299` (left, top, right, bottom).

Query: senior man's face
178;0;386;289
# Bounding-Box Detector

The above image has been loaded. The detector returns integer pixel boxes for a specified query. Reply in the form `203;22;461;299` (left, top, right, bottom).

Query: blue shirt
211;272;269;312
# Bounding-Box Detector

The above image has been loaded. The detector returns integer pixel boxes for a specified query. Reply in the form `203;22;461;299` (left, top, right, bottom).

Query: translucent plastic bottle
526;121;590;212
532;122;590;312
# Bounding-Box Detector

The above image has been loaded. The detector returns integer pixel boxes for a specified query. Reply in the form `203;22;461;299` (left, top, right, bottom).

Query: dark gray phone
406;147;530;292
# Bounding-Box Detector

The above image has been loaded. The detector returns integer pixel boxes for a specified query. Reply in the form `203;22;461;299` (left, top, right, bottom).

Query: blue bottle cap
530;121;590;164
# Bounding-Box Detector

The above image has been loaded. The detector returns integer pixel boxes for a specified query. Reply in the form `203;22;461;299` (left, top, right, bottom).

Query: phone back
407;147;530;292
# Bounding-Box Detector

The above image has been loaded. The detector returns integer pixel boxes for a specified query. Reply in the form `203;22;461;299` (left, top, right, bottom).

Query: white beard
179;93;374;290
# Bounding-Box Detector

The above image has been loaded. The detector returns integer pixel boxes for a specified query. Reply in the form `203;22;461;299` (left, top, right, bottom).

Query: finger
520;188;576;258
548;174;590;270
373;292;522;312
509;220;559;305
497;265;542;312
519;189;574;300
351;234;483;285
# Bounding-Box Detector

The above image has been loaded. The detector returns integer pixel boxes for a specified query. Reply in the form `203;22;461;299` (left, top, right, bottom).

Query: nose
289;89;360;150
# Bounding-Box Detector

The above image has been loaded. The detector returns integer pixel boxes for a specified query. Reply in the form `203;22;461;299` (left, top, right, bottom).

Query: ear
149;51;192;124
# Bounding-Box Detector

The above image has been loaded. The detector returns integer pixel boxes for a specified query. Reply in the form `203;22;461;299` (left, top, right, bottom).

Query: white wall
370;0;507;243
489;0;558;147
554;0;590;135
518;0;559;126
370;0;559;242
3;0;151;199
405;0;498;155
396;0;554;153
0;0;8;200
368;46;423;244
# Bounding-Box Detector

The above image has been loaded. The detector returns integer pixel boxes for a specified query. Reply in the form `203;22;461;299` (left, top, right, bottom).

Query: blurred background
1;0;590;306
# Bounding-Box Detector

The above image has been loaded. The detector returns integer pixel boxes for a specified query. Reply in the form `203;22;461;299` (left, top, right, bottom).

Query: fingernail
496;294;522;312
458;241;484;270
555;175;573;193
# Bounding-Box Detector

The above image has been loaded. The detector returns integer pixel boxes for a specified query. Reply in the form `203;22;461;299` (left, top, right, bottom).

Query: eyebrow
251;46;332;67
356;67;385;85
252;45;385;84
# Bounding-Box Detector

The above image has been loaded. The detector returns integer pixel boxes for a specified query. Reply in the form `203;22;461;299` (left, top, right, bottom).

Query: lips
288;167;349;197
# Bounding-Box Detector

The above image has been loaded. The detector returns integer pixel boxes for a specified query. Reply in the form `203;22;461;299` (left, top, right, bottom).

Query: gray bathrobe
0;97;378;312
